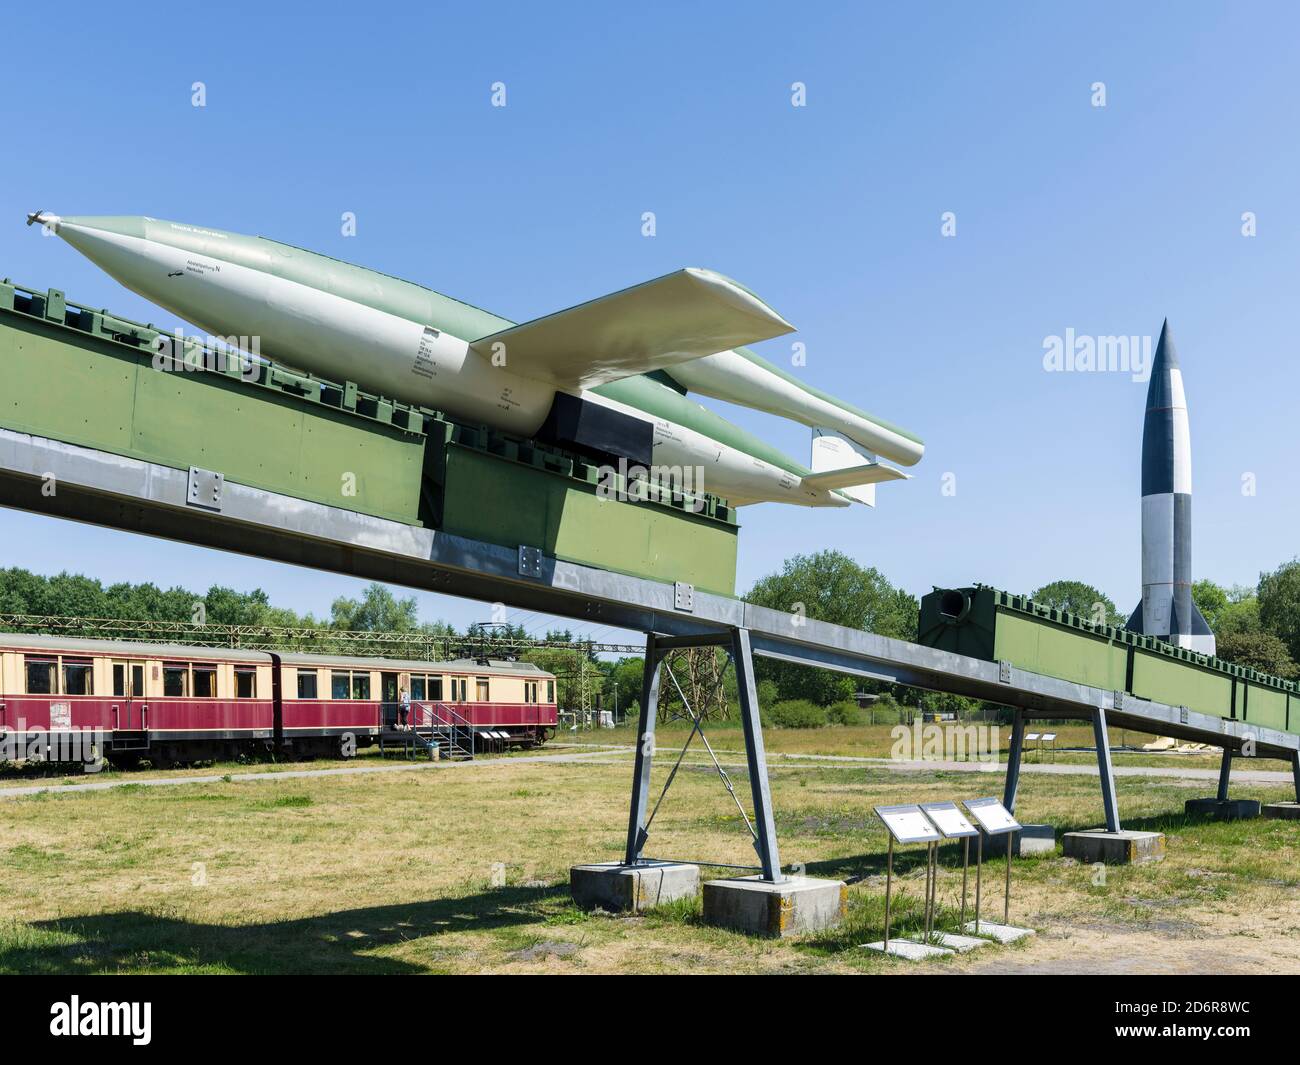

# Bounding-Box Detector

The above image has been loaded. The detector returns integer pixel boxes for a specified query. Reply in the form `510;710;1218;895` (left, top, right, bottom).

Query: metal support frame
8;427;1300;869
624;634;662;865
1093;707;1121;832
1217;746;1234;802
732;627;782;882
622;627;782;883
1003;709;1025;814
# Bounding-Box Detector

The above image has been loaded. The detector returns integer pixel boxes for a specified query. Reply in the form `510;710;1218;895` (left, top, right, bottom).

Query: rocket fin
1125;602;1143;632
805;427;908;505
469;268;793;391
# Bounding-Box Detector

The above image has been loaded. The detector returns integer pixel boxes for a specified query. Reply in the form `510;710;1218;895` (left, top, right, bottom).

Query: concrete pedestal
1263;802;1300;820
979;824;1055;857
1061;829;1165;864
1185;798;1261;820
702;875;846;937
570;861;699;912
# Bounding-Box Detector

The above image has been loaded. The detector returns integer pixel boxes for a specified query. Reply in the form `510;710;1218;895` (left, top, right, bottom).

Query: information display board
920;801;979;839
875;804;942;844
963;797;1021;835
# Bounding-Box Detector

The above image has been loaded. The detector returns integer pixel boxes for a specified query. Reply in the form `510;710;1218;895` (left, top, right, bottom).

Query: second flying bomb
29;212;924;508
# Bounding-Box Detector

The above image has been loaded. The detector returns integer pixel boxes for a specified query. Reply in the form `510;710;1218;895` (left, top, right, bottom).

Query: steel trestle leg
624;634;663;865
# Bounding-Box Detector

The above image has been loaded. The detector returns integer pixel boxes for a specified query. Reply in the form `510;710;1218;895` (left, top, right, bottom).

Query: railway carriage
0;632;557;766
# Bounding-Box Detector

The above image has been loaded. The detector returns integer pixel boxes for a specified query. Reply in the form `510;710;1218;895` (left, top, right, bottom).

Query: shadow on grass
2;882;572;975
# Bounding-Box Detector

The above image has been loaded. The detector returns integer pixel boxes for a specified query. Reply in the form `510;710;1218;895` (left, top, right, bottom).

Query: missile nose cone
25;210;60;231
1152;318;1179;371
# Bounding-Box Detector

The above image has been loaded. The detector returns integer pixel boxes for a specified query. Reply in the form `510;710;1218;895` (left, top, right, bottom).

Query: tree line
4;553;1299;724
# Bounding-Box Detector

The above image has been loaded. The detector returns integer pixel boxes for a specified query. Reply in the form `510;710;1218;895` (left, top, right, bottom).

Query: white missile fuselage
36;214;924;510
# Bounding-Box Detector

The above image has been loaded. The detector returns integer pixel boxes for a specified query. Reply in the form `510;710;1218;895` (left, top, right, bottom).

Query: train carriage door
381;671;400;729
112;659;147;729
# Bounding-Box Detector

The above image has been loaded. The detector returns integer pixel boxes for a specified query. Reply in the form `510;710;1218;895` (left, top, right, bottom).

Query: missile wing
469;268;794;391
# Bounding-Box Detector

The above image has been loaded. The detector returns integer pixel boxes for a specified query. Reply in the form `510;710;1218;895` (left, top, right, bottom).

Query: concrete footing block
1184;798;1262;820
934;932;992;952
979;824;1055;857
702;875;847;937
962;921;1035;944
570;861;699;912
1263;802;1300;820
1061;829;1165;864
862;939;953;960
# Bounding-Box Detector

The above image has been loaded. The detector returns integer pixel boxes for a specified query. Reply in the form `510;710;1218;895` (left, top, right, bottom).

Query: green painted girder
0;280;426;524
919;585;1299;736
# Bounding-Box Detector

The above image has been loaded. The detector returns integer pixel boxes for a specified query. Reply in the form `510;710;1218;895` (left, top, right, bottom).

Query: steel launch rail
2;277;1297;885
3;421;1298;878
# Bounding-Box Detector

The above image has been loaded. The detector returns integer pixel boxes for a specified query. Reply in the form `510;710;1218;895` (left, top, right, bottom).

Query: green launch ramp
0;280;738;594
919;586;1297;735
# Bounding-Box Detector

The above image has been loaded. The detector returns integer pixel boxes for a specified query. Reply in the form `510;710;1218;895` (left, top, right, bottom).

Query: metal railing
416;701;475;760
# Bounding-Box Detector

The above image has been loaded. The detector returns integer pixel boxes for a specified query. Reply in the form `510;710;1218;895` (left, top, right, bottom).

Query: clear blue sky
1;1;1296;641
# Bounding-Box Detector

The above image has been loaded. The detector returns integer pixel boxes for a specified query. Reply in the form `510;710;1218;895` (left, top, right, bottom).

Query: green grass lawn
3;734;1299;974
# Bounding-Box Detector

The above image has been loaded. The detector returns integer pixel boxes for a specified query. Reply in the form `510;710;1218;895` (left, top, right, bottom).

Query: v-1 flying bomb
28;212;923;508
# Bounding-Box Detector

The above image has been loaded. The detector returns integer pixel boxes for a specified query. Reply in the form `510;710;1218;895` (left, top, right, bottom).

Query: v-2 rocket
1125;320;1215;655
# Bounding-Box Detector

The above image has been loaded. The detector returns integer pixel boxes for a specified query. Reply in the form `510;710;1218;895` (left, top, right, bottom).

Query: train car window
25;657;56;694
234;667;256;698
525;680;538;703
113;663;126;697
63;658;94;696
352;673;371;700
450;677;466;701
475;676;490;701
429;676;443;701
193;666;216;698
130;665;145;698
410;675;426;700
547;680;555;704
298;670;318;699
331;671;350;699
163;663;189;697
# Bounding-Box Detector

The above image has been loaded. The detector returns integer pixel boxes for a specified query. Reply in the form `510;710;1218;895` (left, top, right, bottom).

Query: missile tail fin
807;427;908;506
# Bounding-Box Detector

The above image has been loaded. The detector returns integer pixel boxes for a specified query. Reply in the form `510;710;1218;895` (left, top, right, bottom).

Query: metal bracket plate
674;581;694;612
518;545;543;578
186;466;224;512
998;659;1012;683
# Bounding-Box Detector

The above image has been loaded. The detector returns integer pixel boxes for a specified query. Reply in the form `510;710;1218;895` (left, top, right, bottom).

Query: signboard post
962;797;1034;943
867;804;946;959
920;801;980;931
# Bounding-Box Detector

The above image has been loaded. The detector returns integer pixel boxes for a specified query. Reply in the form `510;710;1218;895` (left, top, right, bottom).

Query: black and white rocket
1125;320;1216;654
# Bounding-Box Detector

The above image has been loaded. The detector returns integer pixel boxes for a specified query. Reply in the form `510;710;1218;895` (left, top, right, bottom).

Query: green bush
768;699;826;729
825;700;865;726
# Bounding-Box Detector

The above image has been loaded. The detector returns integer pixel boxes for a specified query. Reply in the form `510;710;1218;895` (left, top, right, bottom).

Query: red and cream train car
0;632;557;765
